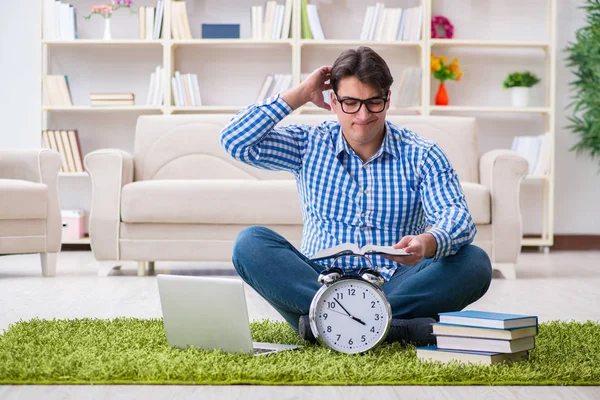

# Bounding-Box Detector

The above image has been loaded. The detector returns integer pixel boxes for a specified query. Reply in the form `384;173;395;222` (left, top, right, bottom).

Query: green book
301;0;313;39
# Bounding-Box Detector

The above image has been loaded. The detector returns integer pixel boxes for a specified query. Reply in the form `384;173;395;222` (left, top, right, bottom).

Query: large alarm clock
308;258;392;354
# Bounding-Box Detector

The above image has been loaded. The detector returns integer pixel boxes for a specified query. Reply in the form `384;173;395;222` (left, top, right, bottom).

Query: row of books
417;310;539;365
138;1;165;40
511;133;552;176
300;0;325;40
171;1;193;40
146;66;165;106
256;74;293;102
360;4;423;42
251;0;293;40
42;0;77;40
395;67;422;107
90;93;135;107
43;75;73;106
172;72;202;107
42;130;84;173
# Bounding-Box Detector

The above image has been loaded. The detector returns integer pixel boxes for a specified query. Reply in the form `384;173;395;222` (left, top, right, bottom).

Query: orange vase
435;82;449;106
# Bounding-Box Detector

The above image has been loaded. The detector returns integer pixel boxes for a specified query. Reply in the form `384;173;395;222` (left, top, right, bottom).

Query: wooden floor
1;250;599;399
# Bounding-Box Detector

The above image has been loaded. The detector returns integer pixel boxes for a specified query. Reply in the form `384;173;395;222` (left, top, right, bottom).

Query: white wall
0;1;41;149
0;0;598;235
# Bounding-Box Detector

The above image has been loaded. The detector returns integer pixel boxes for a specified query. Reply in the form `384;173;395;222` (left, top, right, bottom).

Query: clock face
310;278;391;354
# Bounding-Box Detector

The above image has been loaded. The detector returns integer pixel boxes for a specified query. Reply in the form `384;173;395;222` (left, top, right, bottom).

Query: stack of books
41;130;84;173
417;310;538;365
90;93;135;107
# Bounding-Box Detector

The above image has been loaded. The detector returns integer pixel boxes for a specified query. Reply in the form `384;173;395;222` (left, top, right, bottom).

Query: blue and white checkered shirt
220;95;476;280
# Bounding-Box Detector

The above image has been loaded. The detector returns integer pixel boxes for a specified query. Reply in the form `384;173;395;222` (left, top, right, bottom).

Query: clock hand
333;298;366;325
325;308;351;318
333;298;351;316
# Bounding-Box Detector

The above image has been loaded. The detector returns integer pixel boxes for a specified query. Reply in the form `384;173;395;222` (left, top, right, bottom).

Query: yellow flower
450;63;460;73
455;71;463;81
440;56;448;64
431;59;441;72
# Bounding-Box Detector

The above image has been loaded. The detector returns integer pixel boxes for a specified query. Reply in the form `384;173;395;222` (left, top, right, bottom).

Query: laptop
157;274;300;355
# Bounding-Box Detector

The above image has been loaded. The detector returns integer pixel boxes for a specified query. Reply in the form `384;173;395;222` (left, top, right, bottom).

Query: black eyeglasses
334;93;389;114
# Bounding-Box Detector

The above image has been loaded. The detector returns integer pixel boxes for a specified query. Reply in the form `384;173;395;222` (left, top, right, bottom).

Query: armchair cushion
0;179;48;220
120;179;303;225
461;182;491;225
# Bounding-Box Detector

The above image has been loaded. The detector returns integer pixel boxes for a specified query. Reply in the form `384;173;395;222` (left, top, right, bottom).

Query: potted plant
430;54;463;106
503;71;540;107
85;0;134;40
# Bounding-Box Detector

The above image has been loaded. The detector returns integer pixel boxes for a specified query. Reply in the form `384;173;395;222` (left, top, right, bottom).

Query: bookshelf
41;0;556;248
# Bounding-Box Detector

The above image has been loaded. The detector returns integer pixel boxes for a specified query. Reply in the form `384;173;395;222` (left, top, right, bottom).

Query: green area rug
1;318;599;385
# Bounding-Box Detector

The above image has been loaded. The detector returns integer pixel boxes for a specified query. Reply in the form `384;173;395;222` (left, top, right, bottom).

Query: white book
175;71;185;106
311;243;409;261
280;0;293;39
171;76;181;106
402;7;413;41
265;74;281;98
43;0;55;39
533;133;552;176
435;335;536;354
396;8;406;41
170;2;180;40
146;72;156;105
368;3;384;41
412;5;423;41
417;346;529;366
59;3;72;40
154;66;164;106
191;74;202;106
153;0;164;39
54;1;62;40
251;6;261;40
186;73;196;106
389;9;402;42
360;7;374;41
306;4;325;40
262;1;277;40
374;8;388;41
146;7;155;40
272;5;285;40
256;74;274;102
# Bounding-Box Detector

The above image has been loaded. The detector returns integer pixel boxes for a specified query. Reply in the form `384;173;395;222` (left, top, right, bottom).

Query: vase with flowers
85;0;134;40
430;54;463;106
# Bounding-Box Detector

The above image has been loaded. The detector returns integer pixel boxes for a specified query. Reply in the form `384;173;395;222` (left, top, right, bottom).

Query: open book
311;243;409;261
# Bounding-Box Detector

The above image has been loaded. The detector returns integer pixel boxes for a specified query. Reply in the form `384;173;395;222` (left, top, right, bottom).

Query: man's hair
330;46;394;96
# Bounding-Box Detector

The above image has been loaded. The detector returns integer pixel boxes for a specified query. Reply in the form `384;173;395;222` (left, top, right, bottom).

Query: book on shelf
306;4;325;40
511;133;551;176
172;71;202;107
300;0;313;39
439;310;538;330
90;93;135;107
202;24;241;39
255;74;292;102
251;0;293;40
43;0;78;40
43;75;73;107
311;243;409;261
146;65;165;106
416;346;529;365
42;130;84;173
360;3;422;41
139;0;164;40
171;1;192;40
395;67;422;107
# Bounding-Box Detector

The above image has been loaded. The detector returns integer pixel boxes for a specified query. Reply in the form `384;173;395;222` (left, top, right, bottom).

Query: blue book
438;310;538;330
201;24;240;39
416;345;529;365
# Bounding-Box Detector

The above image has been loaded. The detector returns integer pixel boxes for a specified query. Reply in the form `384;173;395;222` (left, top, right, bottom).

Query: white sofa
85;114;527;278
0;149;62;276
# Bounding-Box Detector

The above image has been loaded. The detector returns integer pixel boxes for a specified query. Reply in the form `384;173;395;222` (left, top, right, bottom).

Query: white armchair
0;149;62;276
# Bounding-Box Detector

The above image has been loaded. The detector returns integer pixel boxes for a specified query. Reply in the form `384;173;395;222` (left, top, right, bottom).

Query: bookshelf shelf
430;106;551;114
41;0;556;248
429;39;551;49
172;39;294;48
300;40;422;48
43;106;164;112
42;39;164;47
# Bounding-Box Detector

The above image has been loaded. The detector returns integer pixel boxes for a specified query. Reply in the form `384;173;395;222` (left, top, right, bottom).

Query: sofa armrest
479;149;528;263
84;149;134;260
0;149;62;252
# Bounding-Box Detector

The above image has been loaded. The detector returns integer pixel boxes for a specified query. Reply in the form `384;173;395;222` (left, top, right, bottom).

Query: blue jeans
232;226;493;332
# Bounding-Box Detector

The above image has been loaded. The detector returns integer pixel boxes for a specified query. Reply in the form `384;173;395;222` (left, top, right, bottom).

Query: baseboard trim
551;235;600;250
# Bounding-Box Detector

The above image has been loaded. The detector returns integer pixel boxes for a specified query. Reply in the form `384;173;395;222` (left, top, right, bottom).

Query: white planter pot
510;87;530;107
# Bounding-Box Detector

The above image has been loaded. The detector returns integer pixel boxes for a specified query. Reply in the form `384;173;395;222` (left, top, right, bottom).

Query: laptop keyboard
253;347;275;354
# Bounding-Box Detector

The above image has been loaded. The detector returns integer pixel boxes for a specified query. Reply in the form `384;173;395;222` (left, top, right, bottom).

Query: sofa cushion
461;182;491;224
120;180;303;225
0;179;48;220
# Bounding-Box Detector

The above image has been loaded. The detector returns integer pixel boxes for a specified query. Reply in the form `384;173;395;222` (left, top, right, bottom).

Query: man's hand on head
281;66;332;110
383;233;437;266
